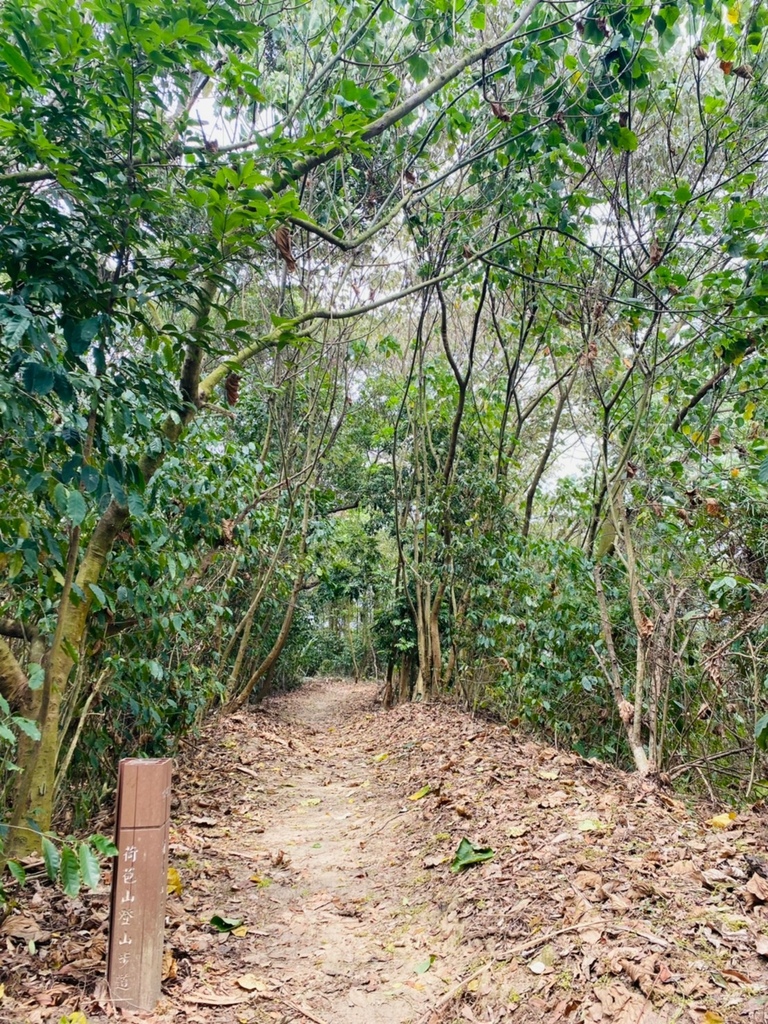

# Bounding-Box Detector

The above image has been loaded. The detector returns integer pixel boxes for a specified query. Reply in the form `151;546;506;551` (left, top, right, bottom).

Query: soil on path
2;678;768;1024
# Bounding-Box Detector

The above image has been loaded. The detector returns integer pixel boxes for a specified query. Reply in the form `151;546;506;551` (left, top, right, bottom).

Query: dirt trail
3;678;767;1024
168;680;452;1024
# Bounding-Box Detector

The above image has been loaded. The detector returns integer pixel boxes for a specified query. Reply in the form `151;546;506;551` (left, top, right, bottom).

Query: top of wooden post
116;758;172;829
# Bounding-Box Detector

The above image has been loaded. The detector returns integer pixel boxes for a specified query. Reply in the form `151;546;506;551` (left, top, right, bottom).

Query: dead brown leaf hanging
488;100;511;122
274;225;297;272
733;64;754;80
638;614;655;638
225;372;240;406
650;238;663;266
693;45;708;61
720;59;733;75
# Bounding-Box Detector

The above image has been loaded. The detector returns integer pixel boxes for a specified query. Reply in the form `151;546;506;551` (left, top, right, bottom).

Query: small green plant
1;830;117;904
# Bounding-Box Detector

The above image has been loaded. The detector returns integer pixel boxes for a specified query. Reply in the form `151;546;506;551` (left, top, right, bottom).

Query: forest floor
2;678;768;1024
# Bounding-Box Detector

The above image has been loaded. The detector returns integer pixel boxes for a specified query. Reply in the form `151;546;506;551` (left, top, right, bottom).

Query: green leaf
53;482;69;515
12;716;41;741
78;842;101;890
210;914;244;932
407;55;430;82
616;128;638;152
0;41;40;87
408;784;431;800
758;456;768;484
7;860;26;885
42;836;60;882
67;490;87;526
470;8;485;30
22;362;55;396
450;837;495;873
415;954;436;973
90;834;119;857
63;317;100;356
756;712;768;750
88;583;107;607
27;663;44;691
0;722;15;744
60;846;81;897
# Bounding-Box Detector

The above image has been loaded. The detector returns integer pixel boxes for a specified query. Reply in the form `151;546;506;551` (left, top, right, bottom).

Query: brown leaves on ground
1;680;767;1024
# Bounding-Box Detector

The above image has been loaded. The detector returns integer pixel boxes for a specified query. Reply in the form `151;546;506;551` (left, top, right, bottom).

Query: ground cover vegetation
1;0;768;875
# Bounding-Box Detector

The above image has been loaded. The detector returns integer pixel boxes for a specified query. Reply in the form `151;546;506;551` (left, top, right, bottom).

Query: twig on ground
276;996;330;1024
359;807;410;847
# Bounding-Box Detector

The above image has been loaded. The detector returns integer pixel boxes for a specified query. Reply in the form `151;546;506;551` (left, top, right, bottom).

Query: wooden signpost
107;757;172;1012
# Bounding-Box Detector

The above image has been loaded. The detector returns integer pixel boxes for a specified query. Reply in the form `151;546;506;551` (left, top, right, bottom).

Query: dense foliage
1;0;767;871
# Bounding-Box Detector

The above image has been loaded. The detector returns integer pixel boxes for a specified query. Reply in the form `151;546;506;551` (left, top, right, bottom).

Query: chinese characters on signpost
107;757;172;1012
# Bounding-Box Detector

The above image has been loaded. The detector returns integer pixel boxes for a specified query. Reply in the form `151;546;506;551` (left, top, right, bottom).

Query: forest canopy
1;0;767;858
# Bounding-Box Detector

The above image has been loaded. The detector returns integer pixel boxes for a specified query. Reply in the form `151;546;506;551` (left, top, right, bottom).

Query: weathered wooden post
107;757;172;1012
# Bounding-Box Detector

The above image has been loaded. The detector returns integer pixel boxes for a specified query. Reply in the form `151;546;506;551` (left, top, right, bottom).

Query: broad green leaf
60;846;81;897
22;362;55;395
89;834;118;857
616;128;638;152
210;914;244;932
42;836;60;882
7;860;26;885
450;838;495;873
0;41;39;87
67;490;87;526
407;55;430;82
415;954;436;973
78;842;101;890
12;716;41;741
29;663;45;693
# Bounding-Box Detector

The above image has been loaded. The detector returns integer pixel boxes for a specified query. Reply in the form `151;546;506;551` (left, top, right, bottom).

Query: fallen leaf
720;968;753;984
540;790;569;808
574;870;603;890
508;824;529;838
746;873;768;902
167;866;183;896
237;974;265;992
529;944;556;975
423;854;447;869
756;934;768;956
408;784;432;801
210;915;244;932
232;925;248;937
0;914;51;943
162;948;178;981
450;837;495;873
414;955;436;974
577;818;605;832
373;753;388;763
537;769;560;781
708;812;737;829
